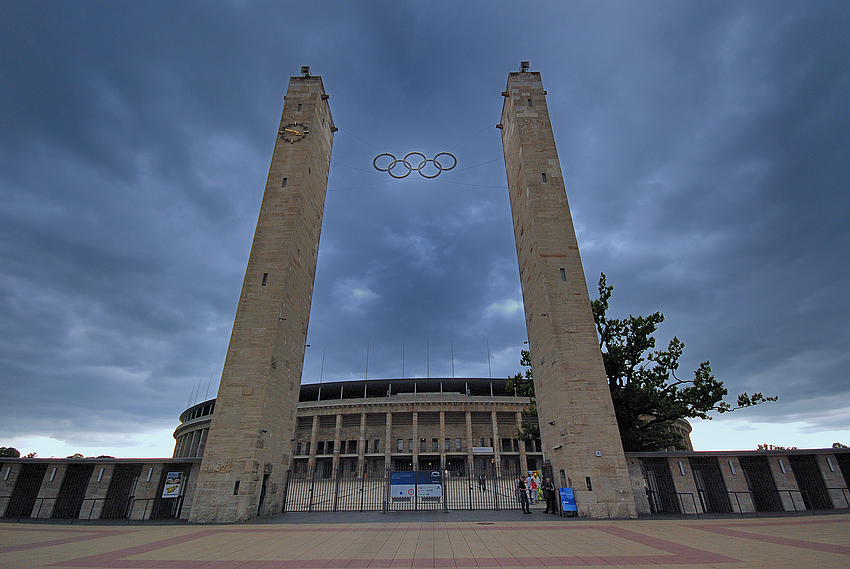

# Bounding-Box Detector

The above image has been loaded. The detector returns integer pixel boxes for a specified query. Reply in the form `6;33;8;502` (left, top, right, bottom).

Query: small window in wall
397;439;403;451
455;438;462;451
282;177;287;188
408;438;413;451
527;98;533;108
420;438;427;452
262;273;268;287
586;476;593;491
317;441;325;455
304;441;310;455
339;441;346;454
445;438;450;451
296;442;302;455
560;268;566;281
234;481;240;495
541;172;547;182
297;103;302;111
326;441;333;454
432;438;439;451
349;440;357;454
478;437;485;447
374;439;380;453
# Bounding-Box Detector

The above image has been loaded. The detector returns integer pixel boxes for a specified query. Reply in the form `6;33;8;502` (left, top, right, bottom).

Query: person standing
516;476;531;514
542;478;557;514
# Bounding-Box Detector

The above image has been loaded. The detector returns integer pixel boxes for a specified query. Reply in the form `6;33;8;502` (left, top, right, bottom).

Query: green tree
0;447;21;458
591;273;776;451
506;350;539;441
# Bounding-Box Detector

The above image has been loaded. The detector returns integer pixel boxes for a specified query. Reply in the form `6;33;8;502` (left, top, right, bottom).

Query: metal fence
283;466;524;513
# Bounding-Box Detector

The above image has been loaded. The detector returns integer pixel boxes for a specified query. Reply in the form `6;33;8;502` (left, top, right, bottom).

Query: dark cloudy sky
1;1;848;457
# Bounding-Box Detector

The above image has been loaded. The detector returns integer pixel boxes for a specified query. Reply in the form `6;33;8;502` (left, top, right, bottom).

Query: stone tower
190;71;334;522
499;65;637;518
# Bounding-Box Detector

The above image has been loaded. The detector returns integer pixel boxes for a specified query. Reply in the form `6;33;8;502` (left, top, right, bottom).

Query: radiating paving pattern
1;514;848;568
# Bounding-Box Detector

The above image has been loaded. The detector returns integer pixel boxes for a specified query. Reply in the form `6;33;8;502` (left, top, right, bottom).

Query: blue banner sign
559;487;577;512
390;471;442;502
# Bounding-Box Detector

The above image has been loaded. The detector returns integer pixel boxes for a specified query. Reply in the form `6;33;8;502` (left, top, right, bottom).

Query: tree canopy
0;447;21;458
509;273;776;452
593;273;776;451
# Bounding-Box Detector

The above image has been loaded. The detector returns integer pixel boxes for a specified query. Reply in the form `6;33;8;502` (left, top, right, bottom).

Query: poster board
390;471;442;502
559;487;577;512
162;471;182;498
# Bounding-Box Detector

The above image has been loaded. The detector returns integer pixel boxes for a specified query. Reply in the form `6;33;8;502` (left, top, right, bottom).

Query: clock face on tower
280;122;309;143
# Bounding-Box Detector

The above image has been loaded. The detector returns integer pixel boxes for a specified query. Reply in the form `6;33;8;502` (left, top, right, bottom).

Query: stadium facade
1;382;847;520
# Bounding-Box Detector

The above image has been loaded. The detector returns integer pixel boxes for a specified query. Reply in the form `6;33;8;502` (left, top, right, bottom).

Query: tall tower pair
190;65;636;521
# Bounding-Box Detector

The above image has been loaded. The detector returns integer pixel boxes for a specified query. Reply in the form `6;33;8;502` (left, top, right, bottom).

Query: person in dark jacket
516;476;531;514
542;478;558;514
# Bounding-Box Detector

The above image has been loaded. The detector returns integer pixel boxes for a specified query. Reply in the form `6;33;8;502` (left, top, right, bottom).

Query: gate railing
283;466;523;512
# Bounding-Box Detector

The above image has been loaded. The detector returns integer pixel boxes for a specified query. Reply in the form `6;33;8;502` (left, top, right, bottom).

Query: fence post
307;465;316;512
382;467;389;514
442;470;448;513
333;467;341;512
360;466;366;512
281;469;291;513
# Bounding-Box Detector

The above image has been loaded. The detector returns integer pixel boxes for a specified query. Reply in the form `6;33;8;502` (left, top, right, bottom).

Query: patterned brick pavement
1;513;847;568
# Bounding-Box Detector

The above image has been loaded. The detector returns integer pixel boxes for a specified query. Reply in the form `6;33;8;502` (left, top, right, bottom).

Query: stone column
491;411;501;474
517;412;528;474
191;73;335;522
307;415;319;476
499;64;636;518
384;412;392;472
332;414;342;476
358;412;366;476
412;411;419;468
465;411;474;475
439;411;446;473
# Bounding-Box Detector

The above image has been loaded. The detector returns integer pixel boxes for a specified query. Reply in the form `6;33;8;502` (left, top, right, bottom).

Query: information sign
390;471;415;501
390;471;443;502
162;471;182;498
416;470;442;500
559;487;577;512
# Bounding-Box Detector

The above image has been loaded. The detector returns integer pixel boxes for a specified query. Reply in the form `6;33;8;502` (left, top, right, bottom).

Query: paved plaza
1;508;848;569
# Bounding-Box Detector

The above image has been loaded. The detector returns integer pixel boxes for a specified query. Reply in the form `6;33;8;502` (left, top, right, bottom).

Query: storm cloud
1;1;848;455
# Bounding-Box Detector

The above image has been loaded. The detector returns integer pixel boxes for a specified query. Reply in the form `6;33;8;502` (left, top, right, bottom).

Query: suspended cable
455;156;504;172
331;161;385;176
327;180;391;193
439;179;506;189
448;123;495;151
338;127;382;151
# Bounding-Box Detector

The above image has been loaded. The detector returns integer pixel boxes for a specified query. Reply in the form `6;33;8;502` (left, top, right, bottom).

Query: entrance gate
283;466;521;512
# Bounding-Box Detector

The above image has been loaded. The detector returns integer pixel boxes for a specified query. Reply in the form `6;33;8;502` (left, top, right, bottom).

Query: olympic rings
373;151;457;179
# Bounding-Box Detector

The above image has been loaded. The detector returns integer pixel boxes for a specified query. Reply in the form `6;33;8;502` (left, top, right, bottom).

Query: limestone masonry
499;69;637;517
190;74;335;522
